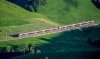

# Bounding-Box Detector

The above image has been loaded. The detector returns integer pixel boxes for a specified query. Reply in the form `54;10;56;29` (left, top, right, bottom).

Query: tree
40;0;47;5
30;47;35;54
27;0;47;12
16;44;27;54
28;43;34;52
6;46;12;53
91;0;100;9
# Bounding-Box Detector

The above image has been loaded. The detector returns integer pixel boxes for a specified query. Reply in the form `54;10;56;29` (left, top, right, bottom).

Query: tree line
8;0;47;12
26;0;47;12
3;43;49;59
5;43;42;54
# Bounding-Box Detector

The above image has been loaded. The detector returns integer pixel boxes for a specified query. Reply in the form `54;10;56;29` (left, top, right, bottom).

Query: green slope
39;0;100;25
0;25;100;52
0;0;100;58
0;0;100;40
0;0;59;27
0;0;60;40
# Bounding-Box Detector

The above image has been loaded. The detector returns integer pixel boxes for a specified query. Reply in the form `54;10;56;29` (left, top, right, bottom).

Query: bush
6;46;12;53
15;44;29;54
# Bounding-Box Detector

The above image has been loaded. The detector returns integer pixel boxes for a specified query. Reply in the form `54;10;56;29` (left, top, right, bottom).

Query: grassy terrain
39;0;100;25
0;0;100;40
0;0;60;40
0;25;100;51
0;0;100;58
0;25;100;59
0;0;54;27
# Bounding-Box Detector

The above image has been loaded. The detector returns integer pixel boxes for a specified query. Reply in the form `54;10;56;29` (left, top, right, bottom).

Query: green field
0;0;100;58
0;0;100;40
38;0;100;25
0;0;60;40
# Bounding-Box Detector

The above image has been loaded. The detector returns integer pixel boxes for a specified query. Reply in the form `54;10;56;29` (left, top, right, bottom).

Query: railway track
0;20;99;42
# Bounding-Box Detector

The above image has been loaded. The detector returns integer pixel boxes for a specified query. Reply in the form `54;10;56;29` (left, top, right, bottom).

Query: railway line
0;20;99;42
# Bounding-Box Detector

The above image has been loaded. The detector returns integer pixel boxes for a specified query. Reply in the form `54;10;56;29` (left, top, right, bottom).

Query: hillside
0;0;100;59
0;0;100;40
0;0;60;40
0;25;100;59
39;0;100;25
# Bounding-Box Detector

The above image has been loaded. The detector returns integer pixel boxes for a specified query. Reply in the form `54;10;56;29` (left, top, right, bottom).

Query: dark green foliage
64;0;78;8
8;0;47;12
91;0;100;9
7;44;29;54
88;37;100;46
39;0;47;5
6;46;12;53
28;43;34;49
82;27;91;35
17;44;27;53
26;0;47;12
28;43;34;52
0;47;6;52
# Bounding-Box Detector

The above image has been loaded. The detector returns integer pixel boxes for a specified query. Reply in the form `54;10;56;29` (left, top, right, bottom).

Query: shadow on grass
38;25;100;52
39;29;86;52
0;25;100;59
10;34;19;38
